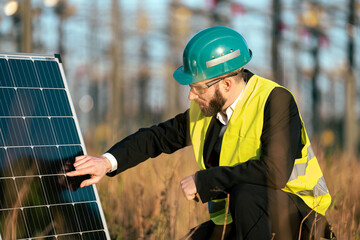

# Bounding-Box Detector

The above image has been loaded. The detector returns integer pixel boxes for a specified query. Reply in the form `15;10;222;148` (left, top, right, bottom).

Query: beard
201;87;226;117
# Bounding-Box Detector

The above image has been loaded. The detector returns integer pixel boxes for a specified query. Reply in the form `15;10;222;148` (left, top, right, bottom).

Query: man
67;26;333;239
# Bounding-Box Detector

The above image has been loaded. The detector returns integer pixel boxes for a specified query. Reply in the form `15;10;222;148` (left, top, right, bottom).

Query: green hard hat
173;26;252;85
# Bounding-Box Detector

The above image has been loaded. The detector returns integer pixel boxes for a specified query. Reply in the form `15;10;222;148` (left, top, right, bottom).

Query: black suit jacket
106;70;303;204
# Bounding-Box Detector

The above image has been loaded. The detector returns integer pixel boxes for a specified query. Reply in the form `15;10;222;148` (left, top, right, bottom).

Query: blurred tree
302;1;324;135
271;0;283;85
53;0;76;67
137;4;151;124
166;0;192;118
20;0;32;53
88;2;100;127
344;0;358;158
109;0;124;142
5;0;32;52
292;0;303;95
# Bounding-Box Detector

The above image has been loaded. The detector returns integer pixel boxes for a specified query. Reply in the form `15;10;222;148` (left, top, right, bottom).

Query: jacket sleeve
195;87;303;203
106;109;190;176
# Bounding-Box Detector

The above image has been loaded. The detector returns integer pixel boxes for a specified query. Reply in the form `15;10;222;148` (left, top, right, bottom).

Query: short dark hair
222;68;244;82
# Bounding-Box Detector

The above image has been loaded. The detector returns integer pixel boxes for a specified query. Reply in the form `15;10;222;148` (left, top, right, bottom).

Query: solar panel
0;53;110;240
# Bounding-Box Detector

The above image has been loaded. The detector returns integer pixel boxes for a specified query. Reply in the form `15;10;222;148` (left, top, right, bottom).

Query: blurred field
95;145;360;240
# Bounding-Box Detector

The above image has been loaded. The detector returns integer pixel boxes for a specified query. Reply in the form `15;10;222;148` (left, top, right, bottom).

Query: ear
222;77;232;92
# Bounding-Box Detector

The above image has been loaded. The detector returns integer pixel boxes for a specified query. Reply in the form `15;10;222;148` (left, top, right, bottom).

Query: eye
189;84;205;94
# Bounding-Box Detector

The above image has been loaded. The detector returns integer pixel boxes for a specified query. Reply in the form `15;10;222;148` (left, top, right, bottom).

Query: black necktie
204;118;224;168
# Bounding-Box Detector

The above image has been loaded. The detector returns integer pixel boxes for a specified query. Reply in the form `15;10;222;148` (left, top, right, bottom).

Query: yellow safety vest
189;74;331;225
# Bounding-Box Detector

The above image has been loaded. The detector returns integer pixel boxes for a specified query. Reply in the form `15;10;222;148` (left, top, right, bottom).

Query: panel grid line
0;144;82;149
1;200;98;211
28;62;60;237
0;87;66;90
26;59;81;238
16;229;106;240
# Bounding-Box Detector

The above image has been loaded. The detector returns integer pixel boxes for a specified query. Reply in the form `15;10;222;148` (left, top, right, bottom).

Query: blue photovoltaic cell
0;178;18;209
0;58;13;87
59;145;83;161
52;118;81;144
0;209;28;239
17;89;48;116
7;147;39;177
57;234;82;240
15;177;47;207
0;148;12;177
0;130;3;146
0;54;109;239
35;60;64;89
8;59;39;87
71;184;96;202
43;89;72;116
50;204;80;234
42;175;73;204
23;206;55;236
75;202;103;231
33;146;64;174
0;88;22;116
83;231;107;240
26;118;57;145
0;118;31;146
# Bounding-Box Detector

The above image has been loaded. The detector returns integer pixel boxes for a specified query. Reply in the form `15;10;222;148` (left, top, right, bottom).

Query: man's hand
180;174;197;201
66;155;112;188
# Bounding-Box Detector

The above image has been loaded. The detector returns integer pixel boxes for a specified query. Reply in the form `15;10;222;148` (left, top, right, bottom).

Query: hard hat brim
173;66;194;85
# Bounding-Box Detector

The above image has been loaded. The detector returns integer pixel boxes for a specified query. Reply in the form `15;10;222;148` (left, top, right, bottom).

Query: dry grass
320;152;360;240
97;147;208;240
96;145;360;239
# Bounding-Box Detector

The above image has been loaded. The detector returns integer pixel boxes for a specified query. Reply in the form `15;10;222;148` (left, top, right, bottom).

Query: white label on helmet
206;49;240;68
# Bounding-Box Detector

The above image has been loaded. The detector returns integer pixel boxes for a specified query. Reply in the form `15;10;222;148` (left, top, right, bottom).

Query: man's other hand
180;174;197;201
66;155;112;188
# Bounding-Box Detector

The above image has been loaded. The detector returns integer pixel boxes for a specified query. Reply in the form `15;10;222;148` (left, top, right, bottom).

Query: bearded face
200;87;226;117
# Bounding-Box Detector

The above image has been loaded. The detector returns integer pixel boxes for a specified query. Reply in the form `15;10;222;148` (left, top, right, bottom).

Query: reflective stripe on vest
189;74;331;224
288;145;314;182
296;177;328;197
288;145;329;197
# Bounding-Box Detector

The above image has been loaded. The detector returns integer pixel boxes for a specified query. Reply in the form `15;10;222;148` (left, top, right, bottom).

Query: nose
188;88;198;101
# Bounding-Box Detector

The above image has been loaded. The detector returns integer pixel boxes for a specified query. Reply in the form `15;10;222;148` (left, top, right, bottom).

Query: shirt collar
215;70;252;125
216;92;242;125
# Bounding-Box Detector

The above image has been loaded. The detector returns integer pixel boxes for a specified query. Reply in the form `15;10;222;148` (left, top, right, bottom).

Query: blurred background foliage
0;0;359;239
